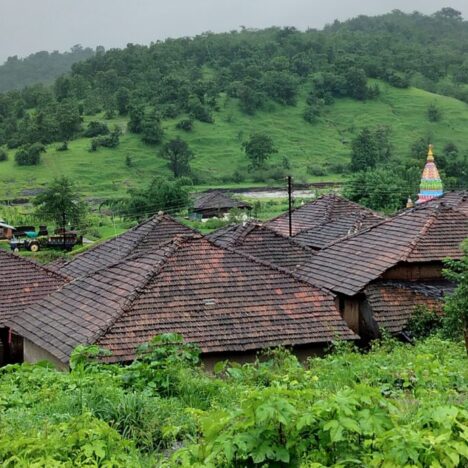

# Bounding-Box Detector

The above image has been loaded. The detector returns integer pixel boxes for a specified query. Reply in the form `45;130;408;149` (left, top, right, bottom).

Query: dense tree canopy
1;10;468;150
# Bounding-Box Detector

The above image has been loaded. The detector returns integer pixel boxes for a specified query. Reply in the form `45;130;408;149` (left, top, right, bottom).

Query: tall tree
33;176;87;228
242;133;278;170
161;138;194;177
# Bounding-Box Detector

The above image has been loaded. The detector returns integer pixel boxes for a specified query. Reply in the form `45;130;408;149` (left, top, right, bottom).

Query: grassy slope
1;80;468;201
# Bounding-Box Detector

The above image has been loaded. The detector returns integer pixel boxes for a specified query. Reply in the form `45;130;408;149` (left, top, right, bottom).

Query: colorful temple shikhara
416;144;443;204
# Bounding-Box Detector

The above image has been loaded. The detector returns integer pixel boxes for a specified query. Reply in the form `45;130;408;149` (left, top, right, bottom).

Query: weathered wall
23;339;68;371
341;297;361;334
383;263;443;281
201;343;326;371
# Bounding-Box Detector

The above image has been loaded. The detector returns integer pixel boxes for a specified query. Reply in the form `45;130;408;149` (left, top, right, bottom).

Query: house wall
201;343;327;371
23;339;68;370
340;297;361;334
382;263;443;281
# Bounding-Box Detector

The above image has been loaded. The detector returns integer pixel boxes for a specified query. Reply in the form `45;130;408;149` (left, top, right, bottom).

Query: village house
0;250;66;365
207;221;316;272
50;213;196;279
0;220;15;240
192;191;251;219
265;194;385;250
295;202;468;339
8;235;357;369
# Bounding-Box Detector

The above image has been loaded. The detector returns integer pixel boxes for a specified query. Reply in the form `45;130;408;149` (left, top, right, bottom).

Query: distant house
265;194;384;250
296;203;468;339
0;220;15;240
8;235;357;369
0;250;66;365
49;213;196;279
192;191;251;219
208;221;316;272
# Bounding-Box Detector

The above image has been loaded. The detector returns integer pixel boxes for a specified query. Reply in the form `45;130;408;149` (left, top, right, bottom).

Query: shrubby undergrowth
0;335;466;466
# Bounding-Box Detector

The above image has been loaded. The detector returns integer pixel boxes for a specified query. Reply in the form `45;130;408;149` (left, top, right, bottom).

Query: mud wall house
192;191;251;219
8;235;357;369
295;202;468;340
265;194;385;250
0;250;66;365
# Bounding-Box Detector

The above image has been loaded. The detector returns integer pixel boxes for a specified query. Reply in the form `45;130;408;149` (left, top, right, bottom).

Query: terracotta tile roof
207;221;316;271
365;280;453;334
422;190;468;216
0;250;66;327
296;204;468;296
53;214;195;279
265;194;384;249
8;236;357;364
193;191;251;211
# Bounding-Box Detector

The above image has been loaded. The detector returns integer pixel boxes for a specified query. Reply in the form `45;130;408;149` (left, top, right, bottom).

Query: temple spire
416;144;443;204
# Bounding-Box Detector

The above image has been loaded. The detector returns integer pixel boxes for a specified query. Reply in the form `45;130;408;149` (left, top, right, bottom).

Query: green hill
1;80;468;201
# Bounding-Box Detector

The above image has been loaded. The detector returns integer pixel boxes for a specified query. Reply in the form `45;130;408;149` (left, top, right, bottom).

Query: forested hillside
0;45;95;92
1;8;468;204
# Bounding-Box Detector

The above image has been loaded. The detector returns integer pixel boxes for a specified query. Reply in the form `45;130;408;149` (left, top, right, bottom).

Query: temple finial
406;197;414;209
416;144;443;204
427;144;434;162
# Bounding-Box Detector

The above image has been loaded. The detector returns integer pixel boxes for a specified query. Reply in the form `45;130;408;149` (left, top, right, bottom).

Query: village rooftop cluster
0;147;467;368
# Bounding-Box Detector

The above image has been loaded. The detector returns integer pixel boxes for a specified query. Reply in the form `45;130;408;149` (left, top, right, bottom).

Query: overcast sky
1;0;467;63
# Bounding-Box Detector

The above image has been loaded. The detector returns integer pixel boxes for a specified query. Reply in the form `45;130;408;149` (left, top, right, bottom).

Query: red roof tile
296;204;468;296
365;280;452;334
54;214;194;279
0;250;66;326
266;194;384;249
8;236;357;364
207;222;316;271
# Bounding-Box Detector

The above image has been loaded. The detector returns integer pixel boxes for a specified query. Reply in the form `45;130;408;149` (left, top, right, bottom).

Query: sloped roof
207;221;316;271
296;204;468;296
52;214;195;279
0;250;66;327
265;194;384;248
8;236;357;364
193;191;251;211
422;190;468;215
365;280;453;334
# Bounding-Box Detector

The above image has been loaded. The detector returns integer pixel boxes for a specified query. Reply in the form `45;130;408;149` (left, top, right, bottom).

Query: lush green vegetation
1;10;468;205
0;81;467;203
0;45;95;92
0;336;466;466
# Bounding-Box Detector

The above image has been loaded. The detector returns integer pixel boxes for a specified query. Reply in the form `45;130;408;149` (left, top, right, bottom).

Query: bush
405;305;443;339
83;121;110;138
427;103;442;122
307;164;328;177
15;143;45;166
90;128;121;151
176;119;193;131
0;149;7;162
57;141;68;151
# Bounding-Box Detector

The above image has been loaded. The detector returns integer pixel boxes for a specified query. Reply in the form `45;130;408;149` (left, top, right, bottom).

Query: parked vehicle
9;230;82;252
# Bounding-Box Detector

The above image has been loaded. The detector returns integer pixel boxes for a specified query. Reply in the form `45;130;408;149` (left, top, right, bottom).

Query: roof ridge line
209;238;332;296
1;249;68;284
255;223;316;254
55;213;165;270
91;235;190;346
399;204;456;262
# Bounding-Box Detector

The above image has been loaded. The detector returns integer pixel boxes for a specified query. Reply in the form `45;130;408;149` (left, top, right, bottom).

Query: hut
296;203;468;340
0;220;15;240
0;250;66;365
8;235;357;369
192;191;251;219
266;194;384;250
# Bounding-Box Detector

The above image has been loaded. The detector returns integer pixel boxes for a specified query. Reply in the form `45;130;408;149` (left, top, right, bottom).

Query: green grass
1;80;468;201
